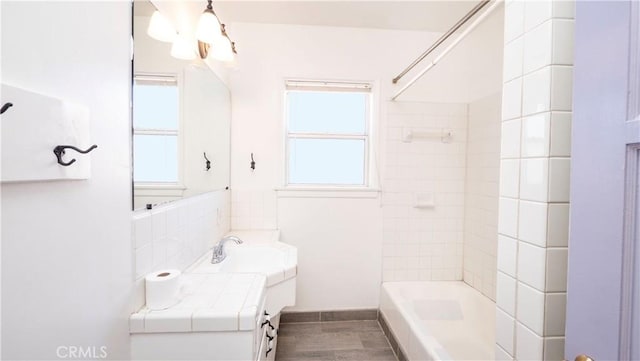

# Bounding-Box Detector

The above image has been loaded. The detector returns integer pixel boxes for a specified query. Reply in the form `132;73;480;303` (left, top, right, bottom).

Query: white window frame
284;79;373;188
133;73;185;197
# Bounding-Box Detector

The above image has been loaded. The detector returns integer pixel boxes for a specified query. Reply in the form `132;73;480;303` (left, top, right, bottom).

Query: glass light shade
170;34;196;60
196;10;223;44
147;10;176;43
211;36;234;62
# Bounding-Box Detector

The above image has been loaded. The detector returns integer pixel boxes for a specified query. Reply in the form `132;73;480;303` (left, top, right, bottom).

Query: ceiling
214;1;479;32
150;1;481;33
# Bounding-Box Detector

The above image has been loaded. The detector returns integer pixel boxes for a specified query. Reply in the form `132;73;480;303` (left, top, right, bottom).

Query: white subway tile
551;66;573;111
504;0;525;43
498;235;518;277
524;0;552;32
151;211;167;240
548;158;571;202
495;344;514;360
523;20;552;73
496;308;516;355
516;322;544;361
520;158;549;202
546;248;568;292
544;293;567;336
134;215;152;249
552;0;575;19
549;112;572;157
517;282;545;335
552;20;575;65
543;337;566;361
497;271;517;316
152;239;168;268
518;241;546;291
498;198;519;238
135;244;153;279
502;79;522;121
501;119;521;159
547;203;570;247
521;113;550;158
523;67;551;116
504;38;524;81
518;200;548;247
500;159;520;198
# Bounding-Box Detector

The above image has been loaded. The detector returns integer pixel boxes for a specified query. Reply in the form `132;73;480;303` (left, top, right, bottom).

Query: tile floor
275;320;398;361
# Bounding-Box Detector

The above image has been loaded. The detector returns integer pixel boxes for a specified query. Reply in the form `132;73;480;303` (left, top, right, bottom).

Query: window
285;80;371;186
133;74;179;185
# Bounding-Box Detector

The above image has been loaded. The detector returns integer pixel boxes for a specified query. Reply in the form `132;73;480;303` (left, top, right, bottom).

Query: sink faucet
211;236;243;264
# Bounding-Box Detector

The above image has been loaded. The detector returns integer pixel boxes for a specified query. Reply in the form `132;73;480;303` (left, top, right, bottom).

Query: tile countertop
130;273;266;334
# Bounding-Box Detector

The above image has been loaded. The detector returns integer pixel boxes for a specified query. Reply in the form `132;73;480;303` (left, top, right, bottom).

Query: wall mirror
132;0;231;210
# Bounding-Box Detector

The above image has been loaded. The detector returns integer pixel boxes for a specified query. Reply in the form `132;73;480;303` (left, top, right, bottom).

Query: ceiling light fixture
171;33;196;60
196;0;223;45
195;1;237;62
147;10;176;43
210;24;236;62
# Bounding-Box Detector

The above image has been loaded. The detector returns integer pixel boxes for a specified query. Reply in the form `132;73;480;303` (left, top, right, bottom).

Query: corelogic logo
56;346;108;359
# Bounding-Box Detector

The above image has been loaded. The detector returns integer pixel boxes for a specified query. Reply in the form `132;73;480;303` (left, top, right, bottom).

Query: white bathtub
380;281;496;361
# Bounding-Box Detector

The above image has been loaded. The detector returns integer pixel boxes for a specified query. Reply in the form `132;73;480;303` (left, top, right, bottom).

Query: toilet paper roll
145;269;181;310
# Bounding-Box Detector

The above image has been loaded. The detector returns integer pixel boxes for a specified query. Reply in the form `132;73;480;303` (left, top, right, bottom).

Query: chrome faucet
211;236;243;264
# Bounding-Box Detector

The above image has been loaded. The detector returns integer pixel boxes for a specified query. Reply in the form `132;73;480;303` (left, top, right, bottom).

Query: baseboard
280;309;378;323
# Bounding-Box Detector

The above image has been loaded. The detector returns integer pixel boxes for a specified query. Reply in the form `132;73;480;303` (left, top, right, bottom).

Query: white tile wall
516;322;544;360
496;1;574;359
463;93;501;299
517;282;545;335
496;308;516;355
131;190;231;310
382;101;468;282
231;190;277;230
497;271;517;316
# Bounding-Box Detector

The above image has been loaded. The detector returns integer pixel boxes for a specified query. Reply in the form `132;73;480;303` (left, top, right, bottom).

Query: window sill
134;184;186;197
275;187;380;199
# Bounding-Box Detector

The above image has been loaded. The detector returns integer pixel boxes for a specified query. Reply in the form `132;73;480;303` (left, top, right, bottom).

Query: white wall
1;2;132;359
463;92;502;300
228;23;445;311
382;101;468;282
228;17;506;311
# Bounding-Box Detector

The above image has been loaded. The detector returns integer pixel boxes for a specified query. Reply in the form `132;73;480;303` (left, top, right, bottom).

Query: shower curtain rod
392;0;490;84
391;0;502;101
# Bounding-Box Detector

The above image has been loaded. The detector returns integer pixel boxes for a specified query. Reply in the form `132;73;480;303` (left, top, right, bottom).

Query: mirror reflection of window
133;74;179;184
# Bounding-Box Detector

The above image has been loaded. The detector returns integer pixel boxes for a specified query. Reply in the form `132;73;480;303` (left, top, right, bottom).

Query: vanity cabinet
130;274;271;360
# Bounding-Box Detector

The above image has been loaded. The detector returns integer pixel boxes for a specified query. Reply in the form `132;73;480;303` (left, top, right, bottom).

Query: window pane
289;138;365;185
288;92;366;134
134;134;178;183
133;83;178;129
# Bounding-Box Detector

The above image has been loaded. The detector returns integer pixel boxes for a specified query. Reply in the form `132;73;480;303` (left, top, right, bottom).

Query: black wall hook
204;152;211;171
53;144;98;166
1;102;13;115
250;153;256;171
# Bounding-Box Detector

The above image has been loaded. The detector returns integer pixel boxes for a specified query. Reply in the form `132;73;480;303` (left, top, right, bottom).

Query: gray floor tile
275;320;397;361
334;349;398;361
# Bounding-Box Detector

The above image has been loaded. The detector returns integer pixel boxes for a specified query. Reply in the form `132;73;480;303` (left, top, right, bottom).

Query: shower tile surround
463;93;502;300
496;1;574;360
131;190;231;310
382;102;468;282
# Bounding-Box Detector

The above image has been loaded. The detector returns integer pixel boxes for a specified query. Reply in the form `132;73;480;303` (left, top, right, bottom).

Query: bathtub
380;281;495;361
